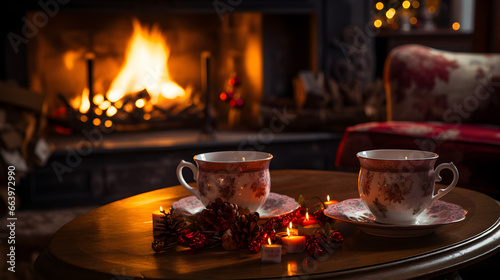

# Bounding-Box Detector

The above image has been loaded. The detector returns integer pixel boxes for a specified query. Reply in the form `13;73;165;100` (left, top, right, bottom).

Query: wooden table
35;170;500;279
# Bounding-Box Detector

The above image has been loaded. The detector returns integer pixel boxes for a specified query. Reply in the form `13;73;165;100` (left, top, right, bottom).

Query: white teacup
357;149;459;225
176;151;273;212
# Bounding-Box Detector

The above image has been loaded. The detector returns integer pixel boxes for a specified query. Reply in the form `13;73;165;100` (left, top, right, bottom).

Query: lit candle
281;228;305;254
152;206;164;238
324;195;338;207
301;212;317;226
261;238;282;263
288;222;298;236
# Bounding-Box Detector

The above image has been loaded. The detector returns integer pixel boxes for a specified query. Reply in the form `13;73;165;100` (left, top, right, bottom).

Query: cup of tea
357;149;459;225
176;151;273;212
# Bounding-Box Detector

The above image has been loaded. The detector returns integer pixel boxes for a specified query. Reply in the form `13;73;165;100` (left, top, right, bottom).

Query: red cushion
335;121;500;173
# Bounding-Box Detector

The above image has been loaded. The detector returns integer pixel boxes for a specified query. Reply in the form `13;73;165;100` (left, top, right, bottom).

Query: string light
374;19;383;28
452;22;460;30
386;8;396;19
375;2;384;10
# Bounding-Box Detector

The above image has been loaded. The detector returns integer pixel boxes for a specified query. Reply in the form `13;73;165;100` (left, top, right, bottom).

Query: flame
286;227;290;237
106;19;185;104
160;206;163;212
327;195;330;202
305;212;309;221
79;88;90;113
289;222;292;229
267;237;272;245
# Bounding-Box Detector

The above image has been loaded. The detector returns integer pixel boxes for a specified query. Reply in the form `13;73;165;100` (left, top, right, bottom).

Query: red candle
324;195;339;207
301;212;317;226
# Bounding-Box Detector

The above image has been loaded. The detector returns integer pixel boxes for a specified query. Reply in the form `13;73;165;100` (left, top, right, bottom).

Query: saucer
324;198;467;238
171;192;299;219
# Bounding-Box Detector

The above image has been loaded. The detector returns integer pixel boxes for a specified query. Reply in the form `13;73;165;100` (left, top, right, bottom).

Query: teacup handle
176;160;200;198
431;162;459;204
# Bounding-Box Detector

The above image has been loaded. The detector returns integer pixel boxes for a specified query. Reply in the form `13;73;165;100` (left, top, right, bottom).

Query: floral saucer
324;198;467;238
172;192;299;219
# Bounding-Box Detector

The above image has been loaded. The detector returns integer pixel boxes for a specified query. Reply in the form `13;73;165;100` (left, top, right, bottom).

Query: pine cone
155;208;187;244
230;212;261;248
196;198;239;233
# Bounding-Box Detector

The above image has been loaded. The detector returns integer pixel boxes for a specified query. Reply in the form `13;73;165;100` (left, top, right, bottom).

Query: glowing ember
106;19;186;104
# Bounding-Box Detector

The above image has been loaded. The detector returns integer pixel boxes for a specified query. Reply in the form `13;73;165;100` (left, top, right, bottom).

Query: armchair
335;44;500;198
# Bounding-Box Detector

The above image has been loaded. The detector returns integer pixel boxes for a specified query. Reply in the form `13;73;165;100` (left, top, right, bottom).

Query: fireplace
2;0;372;208
0;0;342;134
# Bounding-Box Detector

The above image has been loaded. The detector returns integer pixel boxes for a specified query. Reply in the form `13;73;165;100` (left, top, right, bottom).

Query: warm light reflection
287;261;298;276
106;18;186;104
63;50;81;70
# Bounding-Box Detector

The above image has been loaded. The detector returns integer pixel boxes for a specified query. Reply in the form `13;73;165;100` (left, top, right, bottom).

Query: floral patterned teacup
176;151;273;212
357;149;459;225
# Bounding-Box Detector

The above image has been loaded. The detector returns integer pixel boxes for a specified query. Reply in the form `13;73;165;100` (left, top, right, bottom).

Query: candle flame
268;237;272;245
160;206;163;212
327;195;330;202
289;222;293;229
305;212;309;221
287;227;290;237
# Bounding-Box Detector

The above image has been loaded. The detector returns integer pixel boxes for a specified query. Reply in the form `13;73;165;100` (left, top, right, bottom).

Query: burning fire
70;18;188;116
106;19;186;104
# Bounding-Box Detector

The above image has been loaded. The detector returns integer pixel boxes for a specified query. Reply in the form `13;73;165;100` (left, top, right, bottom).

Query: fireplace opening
24;7;319;134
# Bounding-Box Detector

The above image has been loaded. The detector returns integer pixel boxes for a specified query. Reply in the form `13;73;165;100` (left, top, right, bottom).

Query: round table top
35;170;500;280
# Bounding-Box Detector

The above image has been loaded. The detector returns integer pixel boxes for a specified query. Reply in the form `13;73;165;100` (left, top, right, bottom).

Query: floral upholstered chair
335;45;500;196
